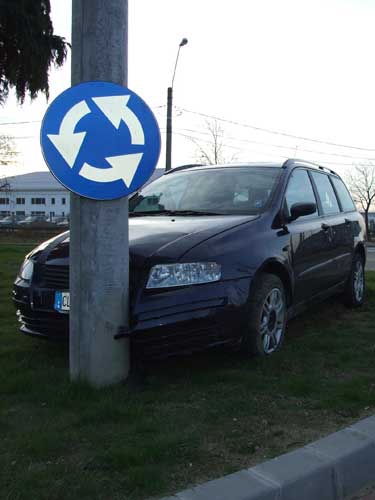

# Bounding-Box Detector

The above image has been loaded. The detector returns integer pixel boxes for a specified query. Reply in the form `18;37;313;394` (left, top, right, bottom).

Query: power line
173;127;375;162
176;107;375;153
173;130;359;167
0;105;166;127
6;136;36;140
174;131;289;160
0;120;41;126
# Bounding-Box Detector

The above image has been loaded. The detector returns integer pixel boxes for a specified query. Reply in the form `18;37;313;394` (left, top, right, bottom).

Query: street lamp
165;37;188;171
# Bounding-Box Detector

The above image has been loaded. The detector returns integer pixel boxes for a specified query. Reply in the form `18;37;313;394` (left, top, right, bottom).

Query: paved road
367;247;375;271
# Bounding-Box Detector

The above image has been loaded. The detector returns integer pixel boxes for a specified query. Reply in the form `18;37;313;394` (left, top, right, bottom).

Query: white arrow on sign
47;100;90;167
92;95;145;145
79;153;143;187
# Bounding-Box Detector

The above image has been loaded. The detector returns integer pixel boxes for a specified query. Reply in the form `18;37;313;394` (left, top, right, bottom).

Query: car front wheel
242;273;287;356
343;253;365;307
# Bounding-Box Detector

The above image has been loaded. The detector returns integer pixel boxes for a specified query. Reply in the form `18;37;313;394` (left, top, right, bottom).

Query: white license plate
54;291;70;312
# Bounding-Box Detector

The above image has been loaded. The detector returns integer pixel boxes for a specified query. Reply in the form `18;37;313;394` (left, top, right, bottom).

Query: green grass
0;227;63;245
1;243;375;500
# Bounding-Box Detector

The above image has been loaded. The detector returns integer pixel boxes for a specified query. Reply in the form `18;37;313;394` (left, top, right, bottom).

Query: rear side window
331;176;356;212
311;172;340;215
285;169;317;219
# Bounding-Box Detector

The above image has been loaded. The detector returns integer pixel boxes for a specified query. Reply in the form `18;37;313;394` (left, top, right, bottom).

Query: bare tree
190;119;237;165
347;163;375;240
0;134;17;166
0;135;17;193
0;175;9;191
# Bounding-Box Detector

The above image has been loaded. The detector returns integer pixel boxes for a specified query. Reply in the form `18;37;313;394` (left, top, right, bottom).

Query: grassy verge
0;227;64;245
1;243;375;500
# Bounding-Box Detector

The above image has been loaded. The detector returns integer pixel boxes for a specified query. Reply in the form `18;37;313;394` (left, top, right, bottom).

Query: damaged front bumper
13;276;252;358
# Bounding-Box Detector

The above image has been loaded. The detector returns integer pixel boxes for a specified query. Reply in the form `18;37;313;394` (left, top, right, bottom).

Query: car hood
128;215;257;261
32;214;258;265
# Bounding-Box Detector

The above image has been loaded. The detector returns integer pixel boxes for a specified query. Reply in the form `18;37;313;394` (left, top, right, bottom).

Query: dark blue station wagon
13;159;366;359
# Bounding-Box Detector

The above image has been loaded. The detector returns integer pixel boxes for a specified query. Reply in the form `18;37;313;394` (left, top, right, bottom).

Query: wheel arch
355;242;366;265
252;259;293;307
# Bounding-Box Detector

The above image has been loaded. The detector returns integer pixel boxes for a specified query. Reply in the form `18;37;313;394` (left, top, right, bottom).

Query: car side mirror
289;202;317;222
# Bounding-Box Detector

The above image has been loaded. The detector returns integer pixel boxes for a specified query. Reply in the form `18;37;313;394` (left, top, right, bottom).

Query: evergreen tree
0;0;68;104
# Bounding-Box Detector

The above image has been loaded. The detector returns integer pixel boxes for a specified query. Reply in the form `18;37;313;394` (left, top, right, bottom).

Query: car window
284;169;317;219
129;167;281;215
311;172;340;215
331;176;356;212
131;175;188;212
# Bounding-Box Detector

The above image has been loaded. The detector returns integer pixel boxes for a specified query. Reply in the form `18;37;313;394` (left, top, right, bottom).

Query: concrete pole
70;0;130;386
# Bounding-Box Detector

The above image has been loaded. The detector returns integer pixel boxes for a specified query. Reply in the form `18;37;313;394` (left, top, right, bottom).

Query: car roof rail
317;165;339;176
282;158;338;176
164;163;206;175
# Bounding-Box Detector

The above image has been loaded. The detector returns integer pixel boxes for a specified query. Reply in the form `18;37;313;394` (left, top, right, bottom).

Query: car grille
38;261;139;302
17;307;69;338
40;264;69;289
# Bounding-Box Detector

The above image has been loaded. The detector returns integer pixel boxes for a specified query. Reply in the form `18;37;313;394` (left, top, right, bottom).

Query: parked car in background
0;215;15;226
13;159;366;360
56;217;69;227
51;216;64;224
18;215;48;225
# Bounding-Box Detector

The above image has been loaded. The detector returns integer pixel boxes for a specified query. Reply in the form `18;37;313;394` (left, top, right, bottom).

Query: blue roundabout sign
40;81;161;200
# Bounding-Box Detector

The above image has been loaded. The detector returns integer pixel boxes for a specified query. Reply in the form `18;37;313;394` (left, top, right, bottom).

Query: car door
330;175;358;280
283;168;335;304
310;171;350;286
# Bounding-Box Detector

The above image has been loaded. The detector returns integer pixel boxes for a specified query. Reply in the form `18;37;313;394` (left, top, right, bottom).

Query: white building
0;168;166;219
0;172;70;220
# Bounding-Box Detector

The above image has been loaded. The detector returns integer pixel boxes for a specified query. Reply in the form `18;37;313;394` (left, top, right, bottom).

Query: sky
2;0;375;180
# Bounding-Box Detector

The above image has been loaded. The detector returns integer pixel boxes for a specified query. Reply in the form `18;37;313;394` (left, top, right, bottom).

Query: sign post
40;2;160;387
69;0;130;386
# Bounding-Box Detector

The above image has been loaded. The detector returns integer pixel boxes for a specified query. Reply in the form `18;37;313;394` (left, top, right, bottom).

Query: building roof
7;171;67;192
5;168;166;193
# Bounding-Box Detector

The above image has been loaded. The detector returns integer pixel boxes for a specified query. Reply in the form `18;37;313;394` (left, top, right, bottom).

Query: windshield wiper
129;210;174;217
129;209;224;217
166;210;224;216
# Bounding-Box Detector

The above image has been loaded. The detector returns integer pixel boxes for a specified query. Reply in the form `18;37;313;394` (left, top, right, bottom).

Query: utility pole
70;0;130;386
165;86;173;171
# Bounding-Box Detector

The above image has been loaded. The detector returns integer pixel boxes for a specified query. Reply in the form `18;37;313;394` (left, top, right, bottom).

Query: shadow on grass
0;254;375;500
18;276;374;395
2;251;374;500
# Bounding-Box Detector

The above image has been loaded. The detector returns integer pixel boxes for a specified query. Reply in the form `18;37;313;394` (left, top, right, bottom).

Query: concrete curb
161;416;375;500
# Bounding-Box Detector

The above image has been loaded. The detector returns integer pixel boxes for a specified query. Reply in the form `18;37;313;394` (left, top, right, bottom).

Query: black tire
343;253;365;307
242;273;287;356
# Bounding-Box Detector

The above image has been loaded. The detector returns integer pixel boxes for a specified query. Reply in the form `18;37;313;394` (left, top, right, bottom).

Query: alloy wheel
259;288;285;354
353;259;364;303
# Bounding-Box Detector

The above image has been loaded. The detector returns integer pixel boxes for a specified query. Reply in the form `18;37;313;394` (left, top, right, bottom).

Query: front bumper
13;277;252;358
13;286;69;339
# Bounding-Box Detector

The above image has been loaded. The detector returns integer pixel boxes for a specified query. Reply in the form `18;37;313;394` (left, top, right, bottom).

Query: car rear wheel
343;253;365;307
242;273;287;356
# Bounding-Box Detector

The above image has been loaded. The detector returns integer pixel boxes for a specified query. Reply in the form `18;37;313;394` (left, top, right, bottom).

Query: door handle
321;223;330;231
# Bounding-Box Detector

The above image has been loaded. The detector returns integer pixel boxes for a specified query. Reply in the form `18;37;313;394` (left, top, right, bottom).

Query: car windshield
129;167;281;216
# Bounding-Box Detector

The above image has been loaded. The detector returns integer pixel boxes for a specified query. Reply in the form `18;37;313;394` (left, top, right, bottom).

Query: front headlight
146;262;221;289
19;259;34;281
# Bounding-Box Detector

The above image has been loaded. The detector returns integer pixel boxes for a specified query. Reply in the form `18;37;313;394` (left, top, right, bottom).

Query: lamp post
165;38;188;171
